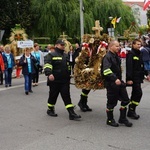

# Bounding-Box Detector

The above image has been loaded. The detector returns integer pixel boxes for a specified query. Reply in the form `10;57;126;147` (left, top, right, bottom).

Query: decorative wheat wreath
9;24;28;56
74;38;107;90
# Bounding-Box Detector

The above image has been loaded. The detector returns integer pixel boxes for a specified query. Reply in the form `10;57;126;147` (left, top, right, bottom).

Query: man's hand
115;79;121;85
24;58;26;63
49;74;54;81
126;80;133;85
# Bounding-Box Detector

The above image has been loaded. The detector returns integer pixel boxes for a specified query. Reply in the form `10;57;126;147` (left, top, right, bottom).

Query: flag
116;17;121;23
143;0;150;10
111;17;117;28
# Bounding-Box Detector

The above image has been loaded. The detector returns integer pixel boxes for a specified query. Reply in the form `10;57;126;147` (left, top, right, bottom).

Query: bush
33;37;51;44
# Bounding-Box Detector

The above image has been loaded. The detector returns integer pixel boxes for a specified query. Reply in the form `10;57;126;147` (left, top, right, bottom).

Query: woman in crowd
140;41;150;81
68;45;75;75
3;45;15;87
0;50;5;84
31;43;44;86
19;48;37;95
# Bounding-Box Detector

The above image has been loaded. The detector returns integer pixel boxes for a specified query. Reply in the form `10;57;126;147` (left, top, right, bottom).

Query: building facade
123;1;147;26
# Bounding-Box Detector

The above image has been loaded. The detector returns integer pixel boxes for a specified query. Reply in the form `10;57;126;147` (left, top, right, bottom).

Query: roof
123;1;144;8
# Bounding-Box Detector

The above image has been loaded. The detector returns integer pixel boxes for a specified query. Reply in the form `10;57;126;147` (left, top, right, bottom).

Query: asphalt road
0;73;150;150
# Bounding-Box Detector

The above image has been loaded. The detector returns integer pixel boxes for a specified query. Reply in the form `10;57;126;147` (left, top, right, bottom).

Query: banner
17;40;34;48
111;17;117;28
116;17;121;23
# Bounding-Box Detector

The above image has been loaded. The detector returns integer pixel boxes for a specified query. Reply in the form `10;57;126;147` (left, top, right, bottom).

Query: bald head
108;40;119;47
108;40;120;54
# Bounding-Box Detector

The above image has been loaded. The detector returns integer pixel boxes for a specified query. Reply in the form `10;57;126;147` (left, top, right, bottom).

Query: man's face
0;46;4;52
56;44;65;50
132;41;141;50
25;49;31;56
47;45;51;50
35;45;39;50
110;41;120;53
75;43;79;48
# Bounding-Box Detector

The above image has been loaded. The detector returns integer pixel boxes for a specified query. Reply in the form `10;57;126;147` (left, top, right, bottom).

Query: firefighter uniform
102;42;132;127
126;48;144;119
78;89;92;112
44;40;81;120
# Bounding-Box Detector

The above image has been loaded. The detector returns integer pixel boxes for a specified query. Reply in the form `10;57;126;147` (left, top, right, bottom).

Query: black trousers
0;70;3;84
48;81;72;106
82;89;91;95
106;81;130;109
32;67;39;83
130;83;142;103
69;62;74;74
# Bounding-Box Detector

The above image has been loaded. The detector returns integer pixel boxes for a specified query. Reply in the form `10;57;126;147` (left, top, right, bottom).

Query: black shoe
78;102;92;112
118;118;133;127
47;109;58;117
9;84;11;87
32;84;36;87
127;111;140;120
5;85;8;87
78;102;87;112
107;119;119;127
69;113;81;120
85;105;92;111
25;91;29;95
29;90;33;93
67;107;81;120
119;108;133;127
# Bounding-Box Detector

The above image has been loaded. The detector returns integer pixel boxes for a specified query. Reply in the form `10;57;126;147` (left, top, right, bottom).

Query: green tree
31;0;135;40
0;0;32;43
146;10;150;32
92;0;135;35
0;0;136;43
31;0;81;42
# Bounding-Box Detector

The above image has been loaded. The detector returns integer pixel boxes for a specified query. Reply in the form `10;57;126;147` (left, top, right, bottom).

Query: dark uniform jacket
126;48;144;83
19;54;37;75
102;51;122;86
44;47;71;84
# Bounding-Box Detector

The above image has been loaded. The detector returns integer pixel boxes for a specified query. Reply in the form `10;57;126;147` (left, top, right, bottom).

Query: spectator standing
74;43;81;61
140;42;150;81
3;45;15;87
46;44;51;52
67;45;75;75
47;44;55;53
49;45;55;53
43;46;48;52
0;45;5;85
19;48;37;95
0;50;5;85
31;43;44;86
44;39;81;120
120;44;127;62
15;59;22;78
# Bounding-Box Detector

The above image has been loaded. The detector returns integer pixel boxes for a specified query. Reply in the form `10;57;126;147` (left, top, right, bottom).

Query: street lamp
108;16;114;37
0;30;5;42
109;16;113;21
79;0;84;43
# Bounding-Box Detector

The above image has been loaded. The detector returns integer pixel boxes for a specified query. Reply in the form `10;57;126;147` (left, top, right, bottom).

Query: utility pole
79;0;84;43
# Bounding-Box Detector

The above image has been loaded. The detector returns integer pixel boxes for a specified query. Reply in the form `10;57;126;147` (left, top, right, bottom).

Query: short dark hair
34;43;39;47
132;39;141;45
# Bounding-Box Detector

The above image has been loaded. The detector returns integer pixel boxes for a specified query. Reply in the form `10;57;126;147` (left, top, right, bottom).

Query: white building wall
131;4;147;25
